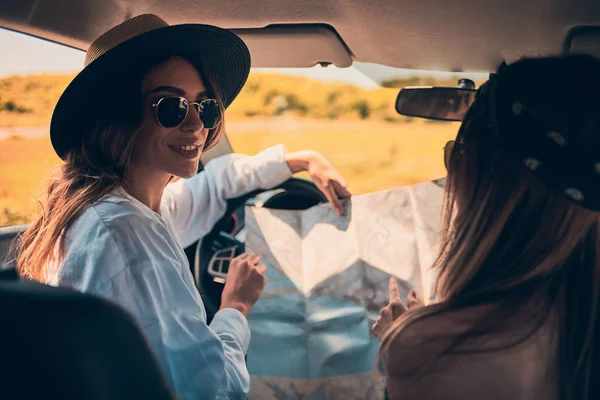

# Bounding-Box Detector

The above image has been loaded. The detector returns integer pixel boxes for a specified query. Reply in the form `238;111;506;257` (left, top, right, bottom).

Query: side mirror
395;87;477;122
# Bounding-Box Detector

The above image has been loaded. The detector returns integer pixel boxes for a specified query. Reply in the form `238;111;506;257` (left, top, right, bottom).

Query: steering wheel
191;178;327;323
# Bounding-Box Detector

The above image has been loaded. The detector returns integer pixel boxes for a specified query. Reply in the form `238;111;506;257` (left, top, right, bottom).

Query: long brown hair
382;55;600;400
16;54;225;282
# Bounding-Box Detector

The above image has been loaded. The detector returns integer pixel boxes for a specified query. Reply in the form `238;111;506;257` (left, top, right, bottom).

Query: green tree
351;100;371;120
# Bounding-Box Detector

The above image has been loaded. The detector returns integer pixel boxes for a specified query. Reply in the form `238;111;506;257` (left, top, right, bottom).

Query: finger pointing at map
373;277;424;340
389;276;401;302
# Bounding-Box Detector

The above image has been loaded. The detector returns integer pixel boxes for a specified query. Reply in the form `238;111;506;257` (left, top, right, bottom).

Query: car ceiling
1;0;600;73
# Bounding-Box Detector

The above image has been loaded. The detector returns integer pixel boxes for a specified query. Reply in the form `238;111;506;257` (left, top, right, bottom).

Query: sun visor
565;27;600;58
232;25;353;68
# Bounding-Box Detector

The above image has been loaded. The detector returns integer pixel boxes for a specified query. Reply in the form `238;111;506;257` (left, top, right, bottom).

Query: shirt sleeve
210;308;253;400
161;144;293;248
56;208;251;400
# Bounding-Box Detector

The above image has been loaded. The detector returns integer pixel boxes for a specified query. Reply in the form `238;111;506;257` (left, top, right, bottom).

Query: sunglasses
152;96;221;129
444;140;458;171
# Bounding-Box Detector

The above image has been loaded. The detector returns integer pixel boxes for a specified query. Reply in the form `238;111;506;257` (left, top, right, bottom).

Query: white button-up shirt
51;145;292;400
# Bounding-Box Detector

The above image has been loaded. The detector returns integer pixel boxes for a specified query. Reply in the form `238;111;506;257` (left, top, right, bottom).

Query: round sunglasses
152;96;221;129
444;140;455;171
444;138;467;171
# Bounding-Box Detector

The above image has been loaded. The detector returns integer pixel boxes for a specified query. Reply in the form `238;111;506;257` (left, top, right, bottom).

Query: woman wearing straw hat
16;14;350;400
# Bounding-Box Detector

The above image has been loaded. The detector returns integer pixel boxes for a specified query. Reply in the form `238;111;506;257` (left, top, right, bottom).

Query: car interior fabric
0;266;176;400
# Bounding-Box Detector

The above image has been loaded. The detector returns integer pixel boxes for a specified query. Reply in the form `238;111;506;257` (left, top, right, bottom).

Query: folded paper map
244;179;445;400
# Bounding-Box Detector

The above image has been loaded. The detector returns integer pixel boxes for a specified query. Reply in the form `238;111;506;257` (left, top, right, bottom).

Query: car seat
0;266;175;400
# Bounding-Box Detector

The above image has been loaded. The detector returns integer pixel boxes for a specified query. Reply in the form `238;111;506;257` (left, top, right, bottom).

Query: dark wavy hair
382;54;600;400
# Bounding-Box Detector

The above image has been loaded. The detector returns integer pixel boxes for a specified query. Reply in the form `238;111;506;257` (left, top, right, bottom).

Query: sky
0;27;490;90
0;28;381;88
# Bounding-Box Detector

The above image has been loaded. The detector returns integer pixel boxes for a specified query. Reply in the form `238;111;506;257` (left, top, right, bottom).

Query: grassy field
0;134;61;225
0;72;477;129
0;71;462;226
0;118;458;226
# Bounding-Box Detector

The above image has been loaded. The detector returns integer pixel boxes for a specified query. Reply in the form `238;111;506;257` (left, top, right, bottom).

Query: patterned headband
469;62;600;211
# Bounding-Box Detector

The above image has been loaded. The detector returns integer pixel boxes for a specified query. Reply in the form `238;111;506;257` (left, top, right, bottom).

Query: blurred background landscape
0;71;465;225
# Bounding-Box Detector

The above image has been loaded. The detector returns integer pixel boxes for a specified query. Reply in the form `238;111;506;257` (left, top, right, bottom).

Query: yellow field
0;70;463;226
0;118;458;226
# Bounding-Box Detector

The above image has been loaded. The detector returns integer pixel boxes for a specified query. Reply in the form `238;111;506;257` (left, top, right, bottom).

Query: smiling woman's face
132;56;211;179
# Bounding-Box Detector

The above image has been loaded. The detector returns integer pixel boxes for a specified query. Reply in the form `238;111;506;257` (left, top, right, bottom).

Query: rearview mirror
395;87;477;122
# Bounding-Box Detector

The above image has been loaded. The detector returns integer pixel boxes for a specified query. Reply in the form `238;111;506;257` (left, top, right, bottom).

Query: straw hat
50;14;250;159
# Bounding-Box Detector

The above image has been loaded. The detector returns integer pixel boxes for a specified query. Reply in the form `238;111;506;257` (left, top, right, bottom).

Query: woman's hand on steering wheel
284;150;352;215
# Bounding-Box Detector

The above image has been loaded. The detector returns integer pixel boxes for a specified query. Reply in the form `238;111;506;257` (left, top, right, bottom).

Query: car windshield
226;63;487;193
0;28;485;226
